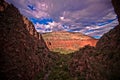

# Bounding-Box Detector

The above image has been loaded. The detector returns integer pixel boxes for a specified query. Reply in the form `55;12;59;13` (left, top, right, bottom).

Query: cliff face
69;0;120;80
95;1;120;79
112;0;120;23
42;31;98;54
69;27;120;79
96;0;120;51
0;1;49;80
96;0;120;50
96;25;120;50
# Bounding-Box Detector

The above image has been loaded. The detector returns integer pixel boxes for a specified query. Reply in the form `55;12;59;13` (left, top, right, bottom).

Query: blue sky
29;18;53;25
6;0;118;39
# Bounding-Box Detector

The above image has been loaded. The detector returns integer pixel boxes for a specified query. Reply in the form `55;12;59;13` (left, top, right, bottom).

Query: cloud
6;0;119;38
82;18;118;38
33;21;64;33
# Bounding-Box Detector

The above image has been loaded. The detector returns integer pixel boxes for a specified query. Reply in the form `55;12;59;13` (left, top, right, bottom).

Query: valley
0;0;120;80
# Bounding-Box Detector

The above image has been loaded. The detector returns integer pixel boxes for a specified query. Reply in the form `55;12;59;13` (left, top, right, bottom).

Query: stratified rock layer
42;31;98;54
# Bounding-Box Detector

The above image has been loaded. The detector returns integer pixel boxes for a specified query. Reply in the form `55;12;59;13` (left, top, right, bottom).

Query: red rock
42;31;98;53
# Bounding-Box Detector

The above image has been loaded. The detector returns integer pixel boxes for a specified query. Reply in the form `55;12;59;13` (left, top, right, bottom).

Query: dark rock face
69;46;99;80
69;0;120;80
112;0;120;23
96;0;120;51
0;1;49;80
95;1;120;79
69;26;120;80
96;25;120;50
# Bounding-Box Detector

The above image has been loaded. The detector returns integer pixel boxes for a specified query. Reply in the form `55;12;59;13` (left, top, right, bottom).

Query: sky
6;0;118;39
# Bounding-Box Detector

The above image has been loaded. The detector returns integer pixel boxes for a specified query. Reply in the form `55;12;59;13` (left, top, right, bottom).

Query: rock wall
69;26;120;80
96;0;120;51
112;0;120;23
0;1;49;80
42;31;98;53
69;0;120;80
46;39;97;51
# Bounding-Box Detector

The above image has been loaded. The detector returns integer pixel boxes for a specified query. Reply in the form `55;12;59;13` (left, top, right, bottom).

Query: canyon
0;0;120;80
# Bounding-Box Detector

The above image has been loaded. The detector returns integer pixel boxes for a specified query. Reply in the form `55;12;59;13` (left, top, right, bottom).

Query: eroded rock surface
69;0;120;80
0;1;50;80
42;31;98;54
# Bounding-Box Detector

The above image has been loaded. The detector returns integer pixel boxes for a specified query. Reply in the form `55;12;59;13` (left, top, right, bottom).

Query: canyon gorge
0;0;120;80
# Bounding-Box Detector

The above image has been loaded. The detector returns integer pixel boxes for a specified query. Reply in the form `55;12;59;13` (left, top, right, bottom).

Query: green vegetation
48;54;73;80
35;45;120;80
34;53;83;80
52;48;75;54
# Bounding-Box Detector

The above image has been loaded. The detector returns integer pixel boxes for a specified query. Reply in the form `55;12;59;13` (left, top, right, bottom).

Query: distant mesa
42;31;98;54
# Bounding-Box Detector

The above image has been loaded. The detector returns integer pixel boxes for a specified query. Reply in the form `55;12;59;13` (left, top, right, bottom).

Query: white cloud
103;12;117;20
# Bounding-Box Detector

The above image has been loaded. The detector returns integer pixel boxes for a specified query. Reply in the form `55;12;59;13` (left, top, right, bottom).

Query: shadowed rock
69;0;120;80
0;1;50;80
112;0;120;23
